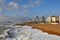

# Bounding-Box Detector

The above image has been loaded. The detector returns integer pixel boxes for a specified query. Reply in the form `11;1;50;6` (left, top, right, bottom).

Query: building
46;16;59;24
51;16;59;23
46;17;51;23
30;16;60;24
59;16;60;23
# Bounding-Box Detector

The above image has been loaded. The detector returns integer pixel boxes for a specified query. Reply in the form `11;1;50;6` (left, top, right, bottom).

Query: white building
46;17;51;23
46;16;59;24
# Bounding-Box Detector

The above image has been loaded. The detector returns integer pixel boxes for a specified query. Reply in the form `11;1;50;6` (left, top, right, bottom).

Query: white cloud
6;2;19;12
0;0;5;3
2;0;42;19
0;8;2;12
20;0;41;14
0;0;5;13
20;0;41;10
20;5;29;14
28;0;41;8
22;5;28;9
9;2;14;5
35;0;41;5
6;0;41;13
0;0;5;5
0;0;5;2
9;2;18;7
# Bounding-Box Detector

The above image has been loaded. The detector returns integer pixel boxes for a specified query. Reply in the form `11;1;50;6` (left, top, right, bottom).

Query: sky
0;0;60;18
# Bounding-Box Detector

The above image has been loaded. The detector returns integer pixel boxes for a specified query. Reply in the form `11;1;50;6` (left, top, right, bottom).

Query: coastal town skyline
0;0;60;22
1;0;60;40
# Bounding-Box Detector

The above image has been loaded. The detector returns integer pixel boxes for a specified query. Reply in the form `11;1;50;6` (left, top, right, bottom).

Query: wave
2;25;60;40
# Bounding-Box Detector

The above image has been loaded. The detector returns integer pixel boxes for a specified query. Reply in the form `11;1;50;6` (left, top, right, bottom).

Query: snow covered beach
1;25;60;40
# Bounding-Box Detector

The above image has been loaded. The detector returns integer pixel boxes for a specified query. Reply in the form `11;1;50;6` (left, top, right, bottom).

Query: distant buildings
30;15;60;24
46;16;59;24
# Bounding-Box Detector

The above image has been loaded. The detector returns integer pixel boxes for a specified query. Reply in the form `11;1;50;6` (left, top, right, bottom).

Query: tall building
46;17;51;23
42;16;46;23
35;16;40;23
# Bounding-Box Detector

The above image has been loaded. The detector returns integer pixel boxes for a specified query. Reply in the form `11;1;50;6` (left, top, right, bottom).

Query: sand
16;22;60;36
29;24;60;36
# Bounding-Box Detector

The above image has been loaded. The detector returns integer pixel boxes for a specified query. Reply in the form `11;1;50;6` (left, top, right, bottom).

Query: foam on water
2;25;60;40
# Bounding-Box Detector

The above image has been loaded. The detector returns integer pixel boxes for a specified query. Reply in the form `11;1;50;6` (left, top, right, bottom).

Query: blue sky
0;0;60;18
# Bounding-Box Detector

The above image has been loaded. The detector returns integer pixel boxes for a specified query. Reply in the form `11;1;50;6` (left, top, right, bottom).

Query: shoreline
16;23;60;36
30;24;60;36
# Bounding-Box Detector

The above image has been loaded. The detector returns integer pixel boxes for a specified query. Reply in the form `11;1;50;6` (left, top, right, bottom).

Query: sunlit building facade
51;16;59;23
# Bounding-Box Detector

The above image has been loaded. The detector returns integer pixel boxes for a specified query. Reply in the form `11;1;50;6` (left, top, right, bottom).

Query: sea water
2;25;60;40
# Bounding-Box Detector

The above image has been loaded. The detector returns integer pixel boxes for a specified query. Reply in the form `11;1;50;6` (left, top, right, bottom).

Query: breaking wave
2;25;60;40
